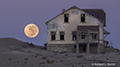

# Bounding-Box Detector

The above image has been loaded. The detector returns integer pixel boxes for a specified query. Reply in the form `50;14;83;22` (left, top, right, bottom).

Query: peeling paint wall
47;18;65;34
71;9;100;25
71;9;79;15
47;8;104;52
47;9;103;44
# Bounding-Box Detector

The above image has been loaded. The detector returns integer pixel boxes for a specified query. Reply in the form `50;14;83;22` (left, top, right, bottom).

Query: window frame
60;31;65;40
92;33;97;39
64;13;69;23
72;35;77;40
80;13;85;22
81;34;85;39
51;35;56;40
51;31;56;41
72;31;77;40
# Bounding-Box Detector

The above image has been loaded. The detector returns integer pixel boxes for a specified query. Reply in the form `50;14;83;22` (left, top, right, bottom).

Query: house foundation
47;44;76;53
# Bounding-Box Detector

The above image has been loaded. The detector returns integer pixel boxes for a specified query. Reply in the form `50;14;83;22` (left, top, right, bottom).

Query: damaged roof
45;6;106;26
81;9;106;23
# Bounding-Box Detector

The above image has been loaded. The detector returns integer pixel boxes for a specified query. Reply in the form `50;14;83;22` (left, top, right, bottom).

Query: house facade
45;6;110;53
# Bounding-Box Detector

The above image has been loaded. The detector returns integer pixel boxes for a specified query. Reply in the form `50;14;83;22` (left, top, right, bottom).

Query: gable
45;6;106;26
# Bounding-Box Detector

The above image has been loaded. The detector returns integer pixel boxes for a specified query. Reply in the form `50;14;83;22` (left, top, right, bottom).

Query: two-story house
45;6;110;53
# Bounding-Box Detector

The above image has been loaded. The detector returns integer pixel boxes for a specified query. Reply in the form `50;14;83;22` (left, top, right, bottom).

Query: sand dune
0;38;120;67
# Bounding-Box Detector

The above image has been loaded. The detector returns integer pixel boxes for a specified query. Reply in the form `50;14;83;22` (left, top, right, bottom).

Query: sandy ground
0;38;120;67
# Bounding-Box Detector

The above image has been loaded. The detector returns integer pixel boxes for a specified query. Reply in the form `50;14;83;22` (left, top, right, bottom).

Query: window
51;31;56;40
60;31;65;40
73;35;77;40
81;35;85;39
92;33;97;39
51;35;55;40
72;31;77;40
81;14;85;22
64;14;69;22
60;35;64;40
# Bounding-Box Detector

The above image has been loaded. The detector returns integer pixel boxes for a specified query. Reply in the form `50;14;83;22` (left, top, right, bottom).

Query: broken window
92;33;97;39
81;35;85;39
64;14;69;22
51;31;56;40
60;31;65;40
72;31;77;40
81;14;85;22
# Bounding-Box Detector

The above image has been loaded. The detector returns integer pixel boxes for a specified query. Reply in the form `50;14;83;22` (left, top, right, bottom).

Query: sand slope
0;38;120;67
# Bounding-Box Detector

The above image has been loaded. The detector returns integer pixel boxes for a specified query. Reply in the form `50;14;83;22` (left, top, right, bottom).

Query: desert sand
0;38;119;67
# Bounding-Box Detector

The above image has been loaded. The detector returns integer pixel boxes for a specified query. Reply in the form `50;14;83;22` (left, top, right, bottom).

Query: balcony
77;39;99;43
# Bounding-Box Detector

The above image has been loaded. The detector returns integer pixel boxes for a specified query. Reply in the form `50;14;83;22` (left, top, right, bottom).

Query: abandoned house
45;6;110;53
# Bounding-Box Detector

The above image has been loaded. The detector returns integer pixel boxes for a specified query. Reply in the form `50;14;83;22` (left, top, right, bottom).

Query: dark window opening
60;31;65;40
92;33;97;39
72;35;77;40
60;35;64;40
81;14;85;22
64;14;69;22
81;35;85;39
51;31;56;40
72;31;77;40
51;35;55;40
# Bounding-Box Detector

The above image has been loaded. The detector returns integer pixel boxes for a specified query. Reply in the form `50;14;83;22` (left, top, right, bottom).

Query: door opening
79;44;87;53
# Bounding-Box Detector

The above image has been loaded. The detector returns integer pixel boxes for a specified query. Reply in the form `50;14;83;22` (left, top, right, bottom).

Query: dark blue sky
0;0;120;49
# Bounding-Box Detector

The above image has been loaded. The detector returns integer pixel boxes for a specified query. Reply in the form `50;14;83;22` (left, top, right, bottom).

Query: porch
76;26;100;53
77;43;99;53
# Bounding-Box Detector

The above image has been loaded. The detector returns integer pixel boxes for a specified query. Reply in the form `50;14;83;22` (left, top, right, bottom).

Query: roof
81;9;106;23
45;6;106;26
103;29;110;34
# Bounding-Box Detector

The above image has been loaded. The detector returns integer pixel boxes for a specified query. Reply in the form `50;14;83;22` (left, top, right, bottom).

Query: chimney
62;9;66;12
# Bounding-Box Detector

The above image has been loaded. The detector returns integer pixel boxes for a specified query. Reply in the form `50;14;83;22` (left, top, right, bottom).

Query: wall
47;44;76;52
47;9;104;45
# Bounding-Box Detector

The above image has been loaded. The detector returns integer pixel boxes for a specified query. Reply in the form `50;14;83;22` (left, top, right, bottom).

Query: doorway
79;44;87;53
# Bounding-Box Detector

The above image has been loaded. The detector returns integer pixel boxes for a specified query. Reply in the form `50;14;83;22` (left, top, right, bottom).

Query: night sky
0;0;120;49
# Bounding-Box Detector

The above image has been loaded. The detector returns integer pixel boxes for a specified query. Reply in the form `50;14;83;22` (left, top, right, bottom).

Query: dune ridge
0;38;120;67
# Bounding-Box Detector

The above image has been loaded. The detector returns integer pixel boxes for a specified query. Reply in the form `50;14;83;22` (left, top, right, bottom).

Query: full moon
24;24;39;38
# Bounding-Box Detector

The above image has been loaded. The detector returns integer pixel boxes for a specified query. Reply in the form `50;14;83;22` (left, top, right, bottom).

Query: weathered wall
47;8;104;53
47;9;103;44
